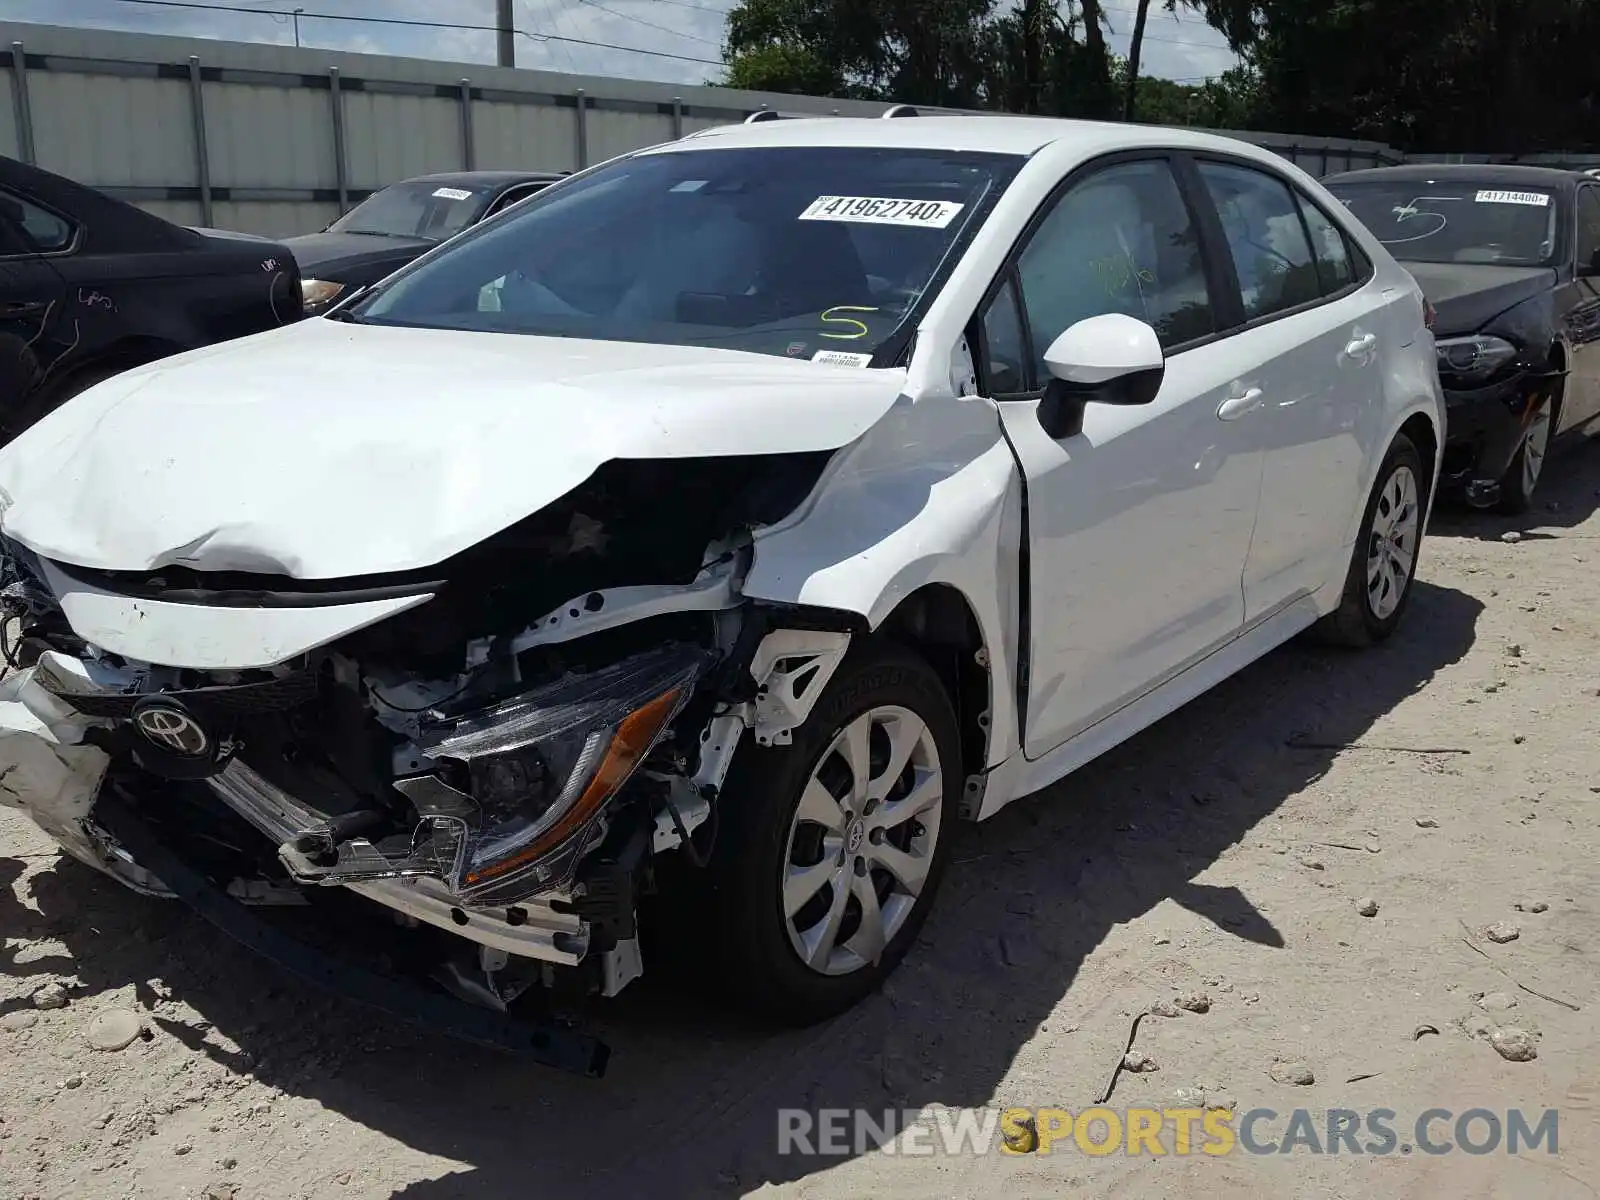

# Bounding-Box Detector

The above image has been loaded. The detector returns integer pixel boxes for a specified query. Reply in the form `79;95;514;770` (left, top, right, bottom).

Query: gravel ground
4;442;1600;1200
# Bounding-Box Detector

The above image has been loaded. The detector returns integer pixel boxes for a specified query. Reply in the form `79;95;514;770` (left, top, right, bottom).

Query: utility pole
496;0;515;68
292;7;303;48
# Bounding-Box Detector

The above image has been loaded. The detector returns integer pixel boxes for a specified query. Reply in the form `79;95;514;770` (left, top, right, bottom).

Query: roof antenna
882;104;920;118
745;109;783;124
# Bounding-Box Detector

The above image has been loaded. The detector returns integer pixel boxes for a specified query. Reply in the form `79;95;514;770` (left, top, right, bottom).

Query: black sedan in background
1326;164;1600;512
288;170;565;316
0;155;300;441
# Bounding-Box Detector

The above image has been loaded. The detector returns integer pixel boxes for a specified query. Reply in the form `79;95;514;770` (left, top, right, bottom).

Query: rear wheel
702;639;961;1025
1312;433;1426;647
1496;393;1557;515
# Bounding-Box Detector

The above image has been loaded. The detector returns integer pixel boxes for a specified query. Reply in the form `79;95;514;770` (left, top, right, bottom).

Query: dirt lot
4;443;1600;1200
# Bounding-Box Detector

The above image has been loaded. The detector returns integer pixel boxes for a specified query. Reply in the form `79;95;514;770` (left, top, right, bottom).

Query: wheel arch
875;582;993;813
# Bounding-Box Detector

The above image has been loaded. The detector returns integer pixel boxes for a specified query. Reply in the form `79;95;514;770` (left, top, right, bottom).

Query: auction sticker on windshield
432;187;474;201
1475;190;1550;207
800;196;965;228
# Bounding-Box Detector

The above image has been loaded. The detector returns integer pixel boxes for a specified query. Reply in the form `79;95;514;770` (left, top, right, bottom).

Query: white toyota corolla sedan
0;113;1443;1072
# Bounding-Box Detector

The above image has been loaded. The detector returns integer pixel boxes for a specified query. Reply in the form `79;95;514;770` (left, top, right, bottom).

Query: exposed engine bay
0;451;856;1075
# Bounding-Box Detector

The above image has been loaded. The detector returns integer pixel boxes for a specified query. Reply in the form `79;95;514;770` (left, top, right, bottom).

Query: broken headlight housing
1435;334;1518;385
410;644;709;904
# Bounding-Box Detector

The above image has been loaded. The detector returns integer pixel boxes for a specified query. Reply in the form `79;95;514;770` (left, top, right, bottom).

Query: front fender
743;394;1023;768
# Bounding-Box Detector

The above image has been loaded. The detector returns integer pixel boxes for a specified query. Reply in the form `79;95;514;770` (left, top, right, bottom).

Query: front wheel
1496;394;1557;515
703;639;962;1025
1312;433;1427;647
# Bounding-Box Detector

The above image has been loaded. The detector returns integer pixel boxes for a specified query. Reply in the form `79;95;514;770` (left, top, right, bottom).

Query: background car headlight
300;278;347;314
411;645;710;902
1435;334;1518;383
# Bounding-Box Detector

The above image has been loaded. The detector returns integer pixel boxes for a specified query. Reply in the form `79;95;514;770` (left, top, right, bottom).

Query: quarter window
1197;161;1321;321
1297;195;1356;295
981;276;1028;395
0;189;74;254
1010;159;1216;377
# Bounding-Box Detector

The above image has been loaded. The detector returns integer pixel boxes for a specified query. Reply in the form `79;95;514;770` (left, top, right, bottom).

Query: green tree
1184;0;1600;152
723;0;1002;107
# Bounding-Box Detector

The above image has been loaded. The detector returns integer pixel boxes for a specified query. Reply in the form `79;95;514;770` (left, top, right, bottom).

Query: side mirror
1036;313;1166;438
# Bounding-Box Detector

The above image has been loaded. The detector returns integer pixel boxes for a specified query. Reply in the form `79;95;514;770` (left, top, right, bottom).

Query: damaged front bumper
1439;367;1562;505
0;639;711;964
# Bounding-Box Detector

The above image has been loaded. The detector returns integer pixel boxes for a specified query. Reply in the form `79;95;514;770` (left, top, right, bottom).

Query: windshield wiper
339;229;421;240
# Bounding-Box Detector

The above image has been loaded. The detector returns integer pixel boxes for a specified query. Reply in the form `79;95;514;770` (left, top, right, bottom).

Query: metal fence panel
32;70;194;186
0;54;16;160
342;91;464;191
472;100;581;173
206;80;336;191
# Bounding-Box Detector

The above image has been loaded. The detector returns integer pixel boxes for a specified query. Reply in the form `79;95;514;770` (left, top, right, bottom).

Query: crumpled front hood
0;319;907;580
1401;262;1557;337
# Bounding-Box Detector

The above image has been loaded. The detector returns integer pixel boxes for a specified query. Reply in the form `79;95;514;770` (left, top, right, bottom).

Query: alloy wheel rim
1522;406;1552;498
781;705;944;977
1366;464;1420;621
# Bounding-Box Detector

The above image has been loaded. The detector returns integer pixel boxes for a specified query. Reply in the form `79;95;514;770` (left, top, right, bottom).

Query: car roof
1323;162;1585;191
401;170;567;190
0;153;199;254
661;113;1300;163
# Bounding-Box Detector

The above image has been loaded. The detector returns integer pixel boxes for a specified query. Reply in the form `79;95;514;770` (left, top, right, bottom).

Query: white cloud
4;0;1237;86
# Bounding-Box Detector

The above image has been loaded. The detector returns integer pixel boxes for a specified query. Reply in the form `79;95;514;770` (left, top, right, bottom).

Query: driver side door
980;155;1263;759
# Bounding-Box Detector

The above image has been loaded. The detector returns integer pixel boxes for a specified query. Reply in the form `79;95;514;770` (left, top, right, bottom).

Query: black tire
1312;433;1427;648
700;637;962;1025
1495;392;1559;515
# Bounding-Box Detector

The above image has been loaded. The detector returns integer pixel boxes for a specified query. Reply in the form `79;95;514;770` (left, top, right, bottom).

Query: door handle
1344;333;1378;361
0;299;48;318
1217;387;1264;421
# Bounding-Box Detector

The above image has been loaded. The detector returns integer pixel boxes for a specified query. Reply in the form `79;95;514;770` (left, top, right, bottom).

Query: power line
105;0;727;66
573;0;723;47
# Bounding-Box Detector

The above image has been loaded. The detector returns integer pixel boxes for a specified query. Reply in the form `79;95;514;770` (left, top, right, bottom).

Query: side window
488;183;548;219
1015;159;1216;369
980;276;1028;395
1197;161;1321;321
0;190;74;254
1576;188;1600;270
1297;194;1356;295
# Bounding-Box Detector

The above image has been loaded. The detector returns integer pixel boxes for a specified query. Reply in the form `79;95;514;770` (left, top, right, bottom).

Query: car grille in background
39;671;320;721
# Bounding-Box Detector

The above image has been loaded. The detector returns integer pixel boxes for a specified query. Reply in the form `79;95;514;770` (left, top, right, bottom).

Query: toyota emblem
132;702;211;758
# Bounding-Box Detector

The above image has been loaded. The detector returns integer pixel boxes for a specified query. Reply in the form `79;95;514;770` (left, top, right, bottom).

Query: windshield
328;181;493;241
1324;180;1561;266
349;146;1021;361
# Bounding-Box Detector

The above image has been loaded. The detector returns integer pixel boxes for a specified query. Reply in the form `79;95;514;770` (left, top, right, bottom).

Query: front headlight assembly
300;278;348;315
1435;334;1519;384
404;645;710;904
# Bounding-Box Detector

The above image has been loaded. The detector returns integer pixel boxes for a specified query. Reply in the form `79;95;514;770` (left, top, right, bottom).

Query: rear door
1189;157;1389;623
0;189;69;419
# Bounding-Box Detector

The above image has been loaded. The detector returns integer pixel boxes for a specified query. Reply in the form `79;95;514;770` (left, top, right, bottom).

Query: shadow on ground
1430;430;1600;542
0;579;1483;1198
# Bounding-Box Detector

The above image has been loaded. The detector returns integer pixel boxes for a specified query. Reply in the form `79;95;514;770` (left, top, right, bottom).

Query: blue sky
4;1;1240;87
